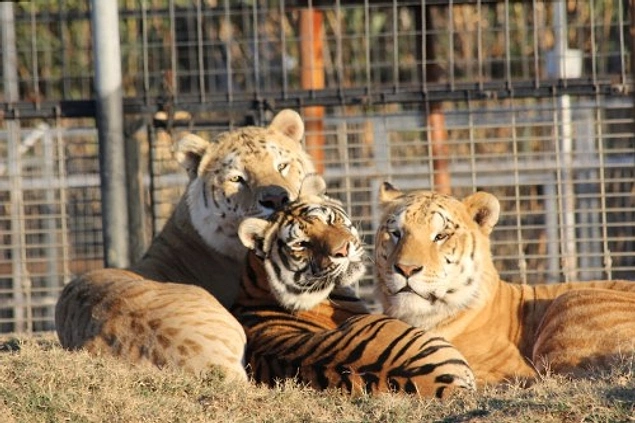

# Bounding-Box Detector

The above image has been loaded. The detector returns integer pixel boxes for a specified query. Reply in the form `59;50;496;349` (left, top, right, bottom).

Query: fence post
553;0;578;282
415;5;451;194
91;0;129;268
300;7;325;174
1;2;31;333
631;1;635;158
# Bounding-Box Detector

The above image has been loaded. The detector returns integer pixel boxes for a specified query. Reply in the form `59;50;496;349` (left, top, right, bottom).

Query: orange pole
429;102;451;194
419;5;451;194
299;8;325;174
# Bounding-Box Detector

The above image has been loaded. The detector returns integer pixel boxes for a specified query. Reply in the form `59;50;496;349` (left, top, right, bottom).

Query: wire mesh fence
0;0;633;332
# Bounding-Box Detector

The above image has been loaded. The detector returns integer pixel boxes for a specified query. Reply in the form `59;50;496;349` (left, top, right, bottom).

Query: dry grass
1;333;634;423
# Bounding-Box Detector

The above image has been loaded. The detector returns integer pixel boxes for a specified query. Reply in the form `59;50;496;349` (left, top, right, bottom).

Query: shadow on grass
603;385;635;405
437;408;490;423
0;333;59;353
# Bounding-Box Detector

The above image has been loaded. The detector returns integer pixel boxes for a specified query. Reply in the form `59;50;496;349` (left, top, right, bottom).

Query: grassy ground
1;333;634;423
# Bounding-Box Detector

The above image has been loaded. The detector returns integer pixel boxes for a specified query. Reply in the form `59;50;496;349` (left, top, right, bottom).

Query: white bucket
546;48;583;79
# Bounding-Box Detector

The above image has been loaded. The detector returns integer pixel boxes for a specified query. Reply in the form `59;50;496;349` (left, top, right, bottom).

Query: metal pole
42;127;58;329
631;0;635;181
125;120;149;263
1;2;31;333
553;0;578;282
91;0;129;268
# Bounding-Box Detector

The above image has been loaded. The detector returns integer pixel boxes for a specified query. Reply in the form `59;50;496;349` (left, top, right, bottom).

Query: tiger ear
463;191;500;236
379;182;403;205
299;173;327;197
238;218;271;255
269;109;305;143
175;133;210;180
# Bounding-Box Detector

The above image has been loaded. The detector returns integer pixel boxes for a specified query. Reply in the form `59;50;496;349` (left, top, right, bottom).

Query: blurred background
0;0;633;333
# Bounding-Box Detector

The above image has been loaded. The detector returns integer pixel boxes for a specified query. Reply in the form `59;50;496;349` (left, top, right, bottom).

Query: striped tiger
231;174;476;399
374;182;635;384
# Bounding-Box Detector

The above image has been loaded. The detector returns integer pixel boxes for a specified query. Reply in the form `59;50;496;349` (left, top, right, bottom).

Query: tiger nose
394;263;423;278
260;192;290;210
331;241;349;258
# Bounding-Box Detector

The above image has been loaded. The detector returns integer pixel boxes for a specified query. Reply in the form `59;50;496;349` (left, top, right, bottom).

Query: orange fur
375;183;635;384
233;188;475;398
56;269;247;380
533;288;635;376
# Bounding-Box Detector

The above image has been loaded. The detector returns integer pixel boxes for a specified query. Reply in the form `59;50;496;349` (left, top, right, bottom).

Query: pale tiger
231;174;476;399
55;109;317;381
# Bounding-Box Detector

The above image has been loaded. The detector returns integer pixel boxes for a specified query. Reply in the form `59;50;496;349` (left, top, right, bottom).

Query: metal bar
280;0;289;99
1;77;632;120
392;0;399;91
554;0;578;281
60;0;69;98
146;123;158;239
618;0;627;86
448;0;455;90
196;0;205;103
168;0;177;101
91;0;130;268
364;0;371;96
54;121;71;284
42;127;58;328
503;0;511;87
252;1;261;97
532;0;539;89
477;0;484;90
141;0;150;105
29;3;41;107
1;2;30;333
125;120;148;264
508;98;528;284
223;0;233;102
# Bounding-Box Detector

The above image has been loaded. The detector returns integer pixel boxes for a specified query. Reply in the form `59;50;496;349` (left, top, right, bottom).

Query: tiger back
232;175;476;399
55;269;247;381
532;288;635;376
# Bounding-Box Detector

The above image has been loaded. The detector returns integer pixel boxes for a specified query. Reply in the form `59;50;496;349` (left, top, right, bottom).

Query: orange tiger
374;182;635;384
231;175;476;399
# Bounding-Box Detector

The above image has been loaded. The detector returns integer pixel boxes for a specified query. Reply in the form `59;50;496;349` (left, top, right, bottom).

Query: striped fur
375;183;635;384
533;288;635;376
232;179;476;398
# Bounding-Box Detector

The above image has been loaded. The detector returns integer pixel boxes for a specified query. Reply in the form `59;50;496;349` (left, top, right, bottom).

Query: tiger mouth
397;285;416;294
395;286;444;305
